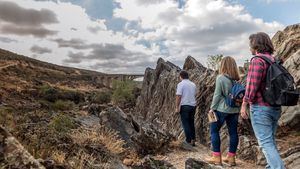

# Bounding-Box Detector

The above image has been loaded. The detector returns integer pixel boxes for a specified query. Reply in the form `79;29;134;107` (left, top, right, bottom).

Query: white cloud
0;0;285;73
0;0;160;73
115;0;284;67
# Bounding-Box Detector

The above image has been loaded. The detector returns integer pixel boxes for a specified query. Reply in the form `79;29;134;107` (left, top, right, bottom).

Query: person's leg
225;113;239;154
271;108;281;148
207;111;226;165
223;113;239;166
180;106;192;143
250;105;285;169
189;106;196;142
210;111;225;153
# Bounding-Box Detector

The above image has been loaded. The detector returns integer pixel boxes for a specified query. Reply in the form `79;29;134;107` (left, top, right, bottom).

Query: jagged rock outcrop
272;24;300;131
135;56;216;145
0;126;45;169
273;24;300;61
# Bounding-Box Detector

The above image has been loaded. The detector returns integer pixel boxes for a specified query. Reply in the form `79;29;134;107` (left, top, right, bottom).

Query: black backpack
254;55;299;106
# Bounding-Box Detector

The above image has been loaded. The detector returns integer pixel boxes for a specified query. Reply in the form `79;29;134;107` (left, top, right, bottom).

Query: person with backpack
176;70;197;146
240;32;298;169
206;56;244;166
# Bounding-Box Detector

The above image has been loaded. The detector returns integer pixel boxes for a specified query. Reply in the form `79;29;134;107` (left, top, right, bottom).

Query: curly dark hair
249;32;274;54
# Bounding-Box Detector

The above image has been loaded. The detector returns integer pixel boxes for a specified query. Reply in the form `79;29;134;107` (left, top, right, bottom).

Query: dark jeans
210;111;239;153
180;105;196;143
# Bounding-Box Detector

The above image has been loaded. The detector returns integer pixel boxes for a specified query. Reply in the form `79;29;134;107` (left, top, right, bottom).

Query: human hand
240;103;248;119
176;107;180;113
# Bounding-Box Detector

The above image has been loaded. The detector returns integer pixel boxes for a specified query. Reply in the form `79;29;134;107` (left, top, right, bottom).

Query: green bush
49;114;76;134
38;85;84;104
38;85;59;102
91;91;112;104
112;80;135;106
53;100;75;111
62;89;84;104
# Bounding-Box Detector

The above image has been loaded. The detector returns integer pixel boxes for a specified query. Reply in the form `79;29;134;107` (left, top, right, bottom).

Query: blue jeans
250;105;285;169
180;105;196;143
210;111;239;153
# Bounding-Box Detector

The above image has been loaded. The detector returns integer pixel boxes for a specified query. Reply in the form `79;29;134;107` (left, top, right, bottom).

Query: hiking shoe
206;154;222;165
181;141;195;151
191;140;196;146
223;154;236;166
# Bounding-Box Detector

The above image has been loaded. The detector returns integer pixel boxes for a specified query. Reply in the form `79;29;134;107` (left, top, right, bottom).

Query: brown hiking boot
206;154;222;165
223;155;236;166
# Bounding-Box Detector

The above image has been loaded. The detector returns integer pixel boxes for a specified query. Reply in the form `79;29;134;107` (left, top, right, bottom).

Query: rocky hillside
0;49;171;168
135;23;300;168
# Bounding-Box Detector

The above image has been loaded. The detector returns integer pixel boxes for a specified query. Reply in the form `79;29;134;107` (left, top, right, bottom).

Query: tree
207;54;223;71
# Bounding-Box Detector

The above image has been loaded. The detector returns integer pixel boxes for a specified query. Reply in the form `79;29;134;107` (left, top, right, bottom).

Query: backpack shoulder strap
253;55;274;65
223;74;234;83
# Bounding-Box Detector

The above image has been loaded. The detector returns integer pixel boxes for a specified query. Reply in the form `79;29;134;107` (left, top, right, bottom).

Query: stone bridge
96;74;144;88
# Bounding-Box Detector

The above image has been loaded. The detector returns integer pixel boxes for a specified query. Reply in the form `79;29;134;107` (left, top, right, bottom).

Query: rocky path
156;144;262;169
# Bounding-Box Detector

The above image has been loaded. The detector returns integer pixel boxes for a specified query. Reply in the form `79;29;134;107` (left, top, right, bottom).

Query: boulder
98;106;172;155
99;107;139;148
131;123;173;155
0;126;45;169
185;158;223;169
132;156;175;169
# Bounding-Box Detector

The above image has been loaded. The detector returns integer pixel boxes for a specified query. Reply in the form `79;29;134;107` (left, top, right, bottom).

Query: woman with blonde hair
206;56;241;166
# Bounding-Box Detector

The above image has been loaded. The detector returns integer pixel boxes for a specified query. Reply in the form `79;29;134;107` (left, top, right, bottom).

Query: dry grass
52;151;66;164
69;150;111;169
70;125;126;156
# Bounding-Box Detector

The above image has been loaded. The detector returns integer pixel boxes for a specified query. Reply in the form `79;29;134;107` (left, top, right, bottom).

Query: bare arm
176;95;181;113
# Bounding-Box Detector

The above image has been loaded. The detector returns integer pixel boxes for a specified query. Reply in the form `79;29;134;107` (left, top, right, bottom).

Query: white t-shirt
176;79;196;106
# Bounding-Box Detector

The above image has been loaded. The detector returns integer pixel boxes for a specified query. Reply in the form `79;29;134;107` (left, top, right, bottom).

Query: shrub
38;85;84;104
38;85;59;102
112;80;135;106
52;100;75;111
70;125;125;156
91;91;112;104
62;89;84;104
49;114;76;134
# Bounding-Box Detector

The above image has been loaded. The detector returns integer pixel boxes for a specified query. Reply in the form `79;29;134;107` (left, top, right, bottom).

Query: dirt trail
156;144;262;169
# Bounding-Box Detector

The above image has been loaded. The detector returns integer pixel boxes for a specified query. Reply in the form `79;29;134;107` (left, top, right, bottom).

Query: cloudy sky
0;0;299;74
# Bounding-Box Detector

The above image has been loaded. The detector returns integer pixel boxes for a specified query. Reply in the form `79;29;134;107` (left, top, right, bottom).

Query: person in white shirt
176;70;197;146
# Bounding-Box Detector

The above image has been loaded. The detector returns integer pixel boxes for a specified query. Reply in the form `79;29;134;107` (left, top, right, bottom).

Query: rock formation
135;56;216;145
273;24;300;131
